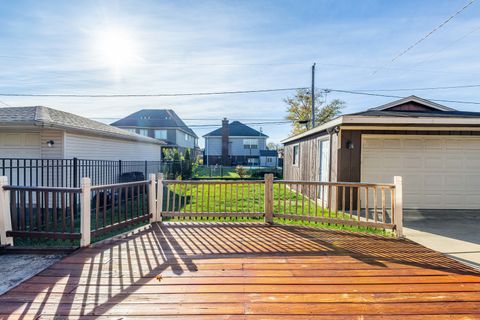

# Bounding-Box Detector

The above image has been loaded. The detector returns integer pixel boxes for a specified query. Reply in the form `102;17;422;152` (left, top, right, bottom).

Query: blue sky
1;0;480;147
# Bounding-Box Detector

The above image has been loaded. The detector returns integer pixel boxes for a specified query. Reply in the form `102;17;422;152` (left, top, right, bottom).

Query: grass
12;193;150;247
193;166;240;178
163;183;394;237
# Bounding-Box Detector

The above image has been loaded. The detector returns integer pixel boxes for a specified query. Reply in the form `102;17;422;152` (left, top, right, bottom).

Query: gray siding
284;132;338;183
205;137;222;156
205;137;267;156
175;129;196;149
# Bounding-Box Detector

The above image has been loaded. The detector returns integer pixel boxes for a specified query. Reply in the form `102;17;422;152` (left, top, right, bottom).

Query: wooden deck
1;222;480;319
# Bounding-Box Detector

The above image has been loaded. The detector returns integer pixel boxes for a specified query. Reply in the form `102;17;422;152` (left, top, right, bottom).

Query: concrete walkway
0;254;64;295
404;209;480;270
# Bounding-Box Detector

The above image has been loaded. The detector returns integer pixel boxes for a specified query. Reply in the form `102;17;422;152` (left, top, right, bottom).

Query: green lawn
163;183;393;236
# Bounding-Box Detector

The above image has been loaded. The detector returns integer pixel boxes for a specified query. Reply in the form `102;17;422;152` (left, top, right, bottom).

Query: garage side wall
64;133;161;161
283;132;339;183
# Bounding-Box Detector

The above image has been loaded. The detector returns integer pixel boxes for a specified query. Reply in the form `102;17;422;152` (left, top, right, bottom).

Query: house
111;109;199;157
0;106;164;160
259;150;279;167
282;95;480;209
203;118;268;166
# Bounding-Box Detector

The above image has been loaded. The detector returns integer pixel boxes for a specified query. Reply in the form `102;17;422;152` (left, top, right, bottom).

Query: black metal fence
0;158;163;187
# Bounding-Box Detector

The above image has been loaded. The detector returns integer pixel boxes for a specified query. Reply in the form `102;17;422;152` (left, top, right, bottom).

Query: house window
293;145;299;166
126;128;137;133
138;129;149;137
243;139;258;149
267;157;272;163
247;157;258;165
154;130;167;139
184;133;189;141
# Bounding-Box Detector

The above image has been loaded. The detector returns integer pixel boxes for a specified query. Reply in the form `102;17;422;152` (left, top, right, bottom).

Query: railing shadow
1;221;479;318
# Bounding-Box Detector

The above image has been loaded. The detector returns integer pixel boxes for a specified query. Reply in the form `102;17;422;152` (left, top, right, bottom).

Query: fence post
118;160;122;183
73;157;78;188
264;173;274;224
0;176;13;246
156;173;164;222
394;176;404;238
148;173;156;223
80;177;91;247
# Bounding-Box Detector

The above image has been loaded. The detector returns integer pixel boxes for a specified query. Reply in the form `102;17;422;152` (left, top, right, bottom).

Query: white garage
0;132;40;158
361;135;480;209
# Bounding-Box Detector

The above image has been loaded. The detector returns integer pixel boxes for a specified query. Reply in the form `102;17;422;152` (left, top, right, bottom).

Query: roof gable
111;109;198;137
204;121;268;137
370;95;456;112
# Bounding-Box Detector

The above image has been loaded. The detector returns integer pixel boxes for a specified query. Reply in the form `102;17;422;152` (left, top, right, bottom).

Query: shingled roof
203;121;268;137
0;106;164;144
111;109;198;138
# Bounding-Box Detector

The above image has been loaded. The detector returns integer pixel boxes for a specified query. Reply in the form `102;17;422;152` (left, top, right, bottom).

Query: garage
0;132;41;157
361;134;480;209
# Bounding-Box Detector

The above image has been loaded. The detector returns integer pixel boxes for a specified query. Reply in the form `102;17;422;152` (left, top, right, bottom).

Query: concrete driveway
404;209;480;269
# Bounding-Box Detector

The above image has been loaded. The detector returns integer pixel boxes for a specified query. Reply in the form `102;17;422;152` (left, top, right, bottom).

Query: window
138;129;149;137
154;130;167;139
126;128;137;133
267;157;272;163
293;145;299;166
184;133;189;141
247;157;258;165
243;139;258;149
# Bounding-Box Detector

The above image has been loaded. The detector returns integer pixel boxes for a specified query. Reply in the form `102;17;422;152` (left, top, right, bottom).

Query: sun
92;27;139;74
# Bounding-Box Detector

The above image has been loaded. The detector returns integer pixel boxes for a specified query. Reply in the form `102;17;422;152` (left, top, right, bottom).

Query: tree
267;142;281;150
285;89;345;135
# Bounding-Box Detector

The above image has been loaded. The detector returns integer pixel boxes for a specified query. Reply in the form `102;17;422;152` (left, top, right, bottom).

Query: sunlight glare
93;27;139;74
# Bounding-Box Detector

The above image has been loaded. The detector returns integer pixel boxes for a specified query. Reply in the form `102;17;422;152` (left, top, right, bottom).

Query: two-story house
203;119;268;166
111;109;199;157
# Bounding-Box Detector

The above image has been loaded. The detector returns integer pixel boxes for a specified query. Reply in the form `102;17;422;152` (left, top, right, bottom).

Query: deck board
1;222;479;319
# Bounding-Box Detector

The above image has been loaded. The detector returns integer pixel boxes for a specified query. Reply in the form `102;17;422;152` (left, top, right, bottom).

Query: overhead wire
371;0;477;75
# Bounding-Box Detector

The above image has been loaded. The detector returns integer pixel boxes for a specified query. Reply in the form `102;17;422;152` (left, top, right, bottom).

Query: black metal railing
0;158;163;187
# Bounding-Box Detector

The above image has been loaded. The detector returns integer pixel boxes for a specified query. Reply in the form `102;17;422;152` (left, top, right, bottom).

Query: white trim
369;95;456;112
282;115;480;144
281;117;343;144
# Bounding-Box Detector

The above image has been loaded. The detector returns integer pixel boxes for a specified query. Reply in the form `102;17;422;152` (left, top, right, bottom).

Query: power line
372;0;477;75
351;84;480;92
0;87;308;98
327;88;480;105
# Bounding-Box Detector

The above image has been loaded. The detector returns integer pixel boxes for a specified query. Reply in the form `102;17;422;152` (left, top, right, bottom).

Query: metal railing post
148;173;156;223
264;173;274;224
80;177;91;247
0;176;13;246
156;173;164;222
394;176;404;238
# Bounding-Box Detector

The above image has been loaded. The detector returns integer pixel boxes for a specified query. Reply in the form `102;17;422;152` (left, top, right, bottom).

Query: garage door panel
362;135;480;209
0;132;41;158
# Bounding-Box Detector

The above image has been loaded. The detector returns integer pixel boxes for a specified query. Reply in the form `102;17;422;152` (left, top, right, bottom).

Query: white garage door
361;134;480;209
0;132;41;157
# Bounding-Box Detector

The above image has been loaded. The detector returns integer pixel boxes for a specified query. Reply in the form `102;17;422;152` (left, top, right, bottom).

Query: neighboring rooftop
0;106;164;144
204;121;268;137
111;109;198;138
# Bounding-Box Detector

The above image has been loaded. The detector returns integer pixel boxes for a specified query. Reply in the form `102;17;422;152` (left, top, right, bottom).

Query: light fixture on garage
46;140;55;147
346;140;354;149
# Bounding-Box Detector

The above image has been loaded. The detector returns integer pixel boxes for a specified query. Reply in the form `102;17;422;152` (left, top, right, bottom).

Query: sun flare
93;27;139;73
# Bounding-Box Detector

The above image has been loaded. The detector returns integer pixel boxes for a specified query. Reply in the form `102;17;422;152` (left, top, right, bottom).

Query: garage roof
0;106;165;145
282;96;480;144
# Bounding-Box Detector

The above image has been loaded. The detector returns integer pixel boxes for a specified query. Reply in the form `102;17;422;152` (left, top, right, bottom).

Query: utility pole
311;63;316;129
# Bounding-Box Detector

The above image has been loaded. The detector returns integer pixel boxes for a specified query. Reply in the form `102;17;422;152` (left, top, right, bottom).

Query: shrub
235;165;248;178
